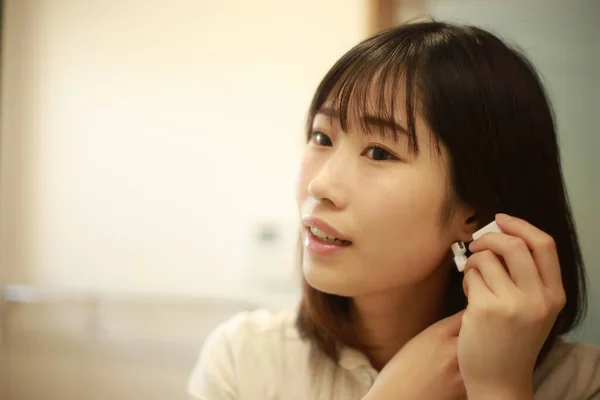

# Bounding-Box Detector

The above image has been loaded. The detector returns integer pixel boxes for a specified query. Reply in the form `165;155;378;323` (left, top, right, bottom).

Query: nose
307;150;350;210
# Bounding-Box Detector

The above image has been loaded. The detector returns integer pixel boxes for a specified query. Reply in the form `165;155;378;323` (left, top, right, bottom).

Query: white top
188;309;600;400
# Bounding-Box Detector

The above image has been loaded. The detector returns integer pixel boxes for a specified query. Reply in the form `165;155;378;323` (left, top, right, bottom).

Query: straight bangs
306;29;438;156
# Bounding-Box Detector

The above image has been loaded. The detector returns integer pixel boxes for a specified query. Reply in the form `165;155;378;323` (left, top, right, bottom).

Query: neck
350;263;452;371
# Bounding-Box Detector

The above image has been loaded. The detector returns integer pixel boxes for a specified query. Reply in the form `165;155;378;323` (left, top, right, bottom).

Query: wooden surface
367;0;399;36
1;299;255;400
367;0;429;36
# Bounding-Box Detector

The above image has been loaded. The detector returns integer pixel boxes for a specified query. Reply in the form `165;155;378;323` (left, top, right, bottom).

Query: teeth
309;226;350;245
310;226;335;240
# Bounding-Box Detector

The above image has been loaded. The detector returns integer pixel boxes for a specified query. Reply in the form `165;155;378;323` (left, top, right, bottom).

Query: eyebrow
316;107;409;137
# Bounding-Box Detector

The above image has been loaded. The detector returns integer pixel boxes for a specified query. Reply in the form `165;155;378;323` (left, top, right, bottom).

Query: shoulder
534;338;600;399
188;308;306;399
208;308;302;358
215;308;299;343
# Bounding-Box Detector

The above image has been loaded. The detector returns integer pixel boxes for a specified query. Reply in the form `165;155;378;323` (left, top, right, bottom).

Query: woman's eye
310;132;333;147
364;146;397;161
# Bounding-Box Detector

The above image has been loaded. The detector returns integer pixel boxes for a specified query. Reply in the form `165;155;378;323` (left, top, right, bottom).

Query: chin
302;259;369;297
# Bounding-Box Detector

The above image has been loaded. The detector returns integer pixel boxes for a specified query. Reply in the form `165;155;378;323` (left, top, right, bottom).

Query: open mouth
307;226;352;246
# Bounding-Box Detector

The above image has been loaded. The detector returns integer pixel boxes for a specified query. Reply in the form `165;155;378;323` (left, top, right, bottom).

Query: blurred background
0;0;597;398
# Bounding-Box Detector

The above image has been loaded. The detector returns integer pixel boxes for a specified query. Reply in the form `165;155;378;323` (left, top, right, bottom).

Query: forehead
322;73;410;121
314;80;421;145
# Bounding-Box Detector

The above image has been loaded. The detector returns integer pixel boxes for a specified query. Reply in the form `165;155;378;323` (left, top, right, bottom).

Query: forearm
468;393;533;400
466;382;534;400
361;383;407;400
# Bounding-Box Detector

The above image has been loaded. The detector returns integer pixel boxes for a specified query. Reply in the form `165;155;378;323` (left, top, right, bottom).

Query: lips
301;216;352;244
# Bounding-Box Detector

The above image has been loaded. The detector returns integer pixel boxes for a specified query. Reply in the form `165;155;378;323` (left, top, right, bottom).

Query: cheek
357;174;448;266
363;174;439;224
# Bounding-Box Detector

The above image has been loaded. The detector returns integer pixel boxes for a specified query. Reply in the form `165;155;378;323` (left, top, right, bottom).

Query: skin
296;89;566;399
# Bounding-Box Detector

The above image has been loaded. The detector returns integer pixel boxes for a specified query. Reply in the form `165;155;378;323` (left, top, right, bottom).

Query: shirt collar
338;346;375;371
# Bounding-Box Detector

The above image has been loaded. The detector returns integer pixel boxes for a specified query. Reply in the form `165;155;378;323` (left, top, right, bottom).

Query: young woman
188;21;600;399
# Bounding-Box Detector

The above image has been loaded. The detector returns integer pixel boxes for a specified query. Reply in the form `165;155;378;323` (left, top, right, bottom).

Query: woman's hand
459;213;566;399
364;310;466;400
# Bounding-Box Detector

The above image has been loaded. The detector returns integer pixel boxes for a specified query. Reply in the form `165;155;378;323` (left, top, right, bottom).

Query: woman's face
296;94;469;297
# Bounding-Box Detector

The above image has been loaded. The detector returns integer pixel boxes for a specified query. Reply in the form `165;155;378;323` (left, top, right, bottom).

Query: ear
454;205;478;243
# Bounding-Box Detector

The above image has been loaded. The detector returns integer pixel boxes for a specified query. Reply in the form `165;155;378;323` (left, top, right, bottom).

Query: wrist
362;381;412;400
466;381;534;400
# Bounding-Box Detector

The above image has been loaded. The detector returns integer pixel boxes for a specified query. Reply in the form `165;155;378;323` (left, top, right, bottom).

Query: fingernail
496;213;512;223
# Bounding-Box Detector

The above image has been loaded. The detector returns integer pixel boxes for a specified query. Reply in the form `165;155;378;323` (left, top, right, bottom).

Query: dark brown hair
296;21;587;366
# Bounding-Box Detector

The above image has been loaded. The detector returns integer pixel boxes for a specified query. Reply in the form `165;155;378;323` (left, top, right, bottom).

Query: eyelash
362;143;399;162
309;131;400;162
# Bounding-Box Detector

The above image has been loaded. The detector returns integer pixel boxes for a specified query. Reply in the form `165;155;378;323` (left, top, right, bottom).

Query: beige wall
0;0;368;304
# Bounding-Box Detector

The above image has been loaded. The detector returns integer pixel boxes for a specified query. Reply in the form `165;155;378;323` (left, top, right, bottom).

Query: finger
463;267;494;302
493;213;563;291
469;231;541;293
463;249;514;297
